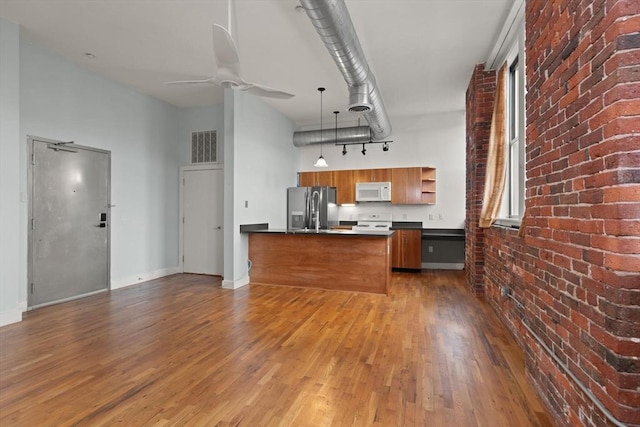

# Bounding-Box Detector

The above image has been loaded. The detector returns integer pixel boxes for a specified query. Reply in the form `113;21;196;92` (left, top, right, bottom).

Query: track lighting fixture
361;144;366;155
334;111;344;156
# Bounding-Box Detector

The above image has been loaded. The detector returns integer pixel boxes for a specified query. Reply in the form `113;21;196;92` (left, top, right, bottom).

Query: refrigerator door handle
319;189;324;226
304;190;310;229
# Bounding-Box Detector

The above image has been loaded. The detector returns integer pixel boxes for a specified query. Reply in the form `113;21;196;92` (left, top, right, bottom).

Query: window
498;29;525;225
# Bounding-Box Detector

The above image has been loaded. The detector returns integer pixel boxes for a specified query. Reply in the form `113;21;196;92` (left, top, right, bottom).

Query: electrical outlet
428;214;433;220
428;246;433;253
402;213;408;220
438;213;443;220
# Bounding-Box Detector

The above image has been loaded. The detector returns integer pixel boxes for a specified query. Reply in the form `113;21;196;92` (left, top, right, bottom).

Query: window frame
495;24;525;228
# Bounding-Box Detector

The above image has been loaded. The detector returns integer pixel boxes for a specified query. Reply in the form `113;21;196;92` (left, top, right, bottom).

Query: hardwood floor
0;272;554;426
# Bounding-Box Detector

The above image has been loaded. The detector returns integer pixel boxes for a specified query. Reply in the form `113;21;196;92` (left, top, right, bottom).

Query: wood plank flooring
0;271;554;426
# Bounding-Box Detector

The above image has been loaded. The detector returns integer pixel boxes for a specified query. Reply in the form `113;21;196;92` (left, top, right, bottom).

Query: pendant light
314;87;328;168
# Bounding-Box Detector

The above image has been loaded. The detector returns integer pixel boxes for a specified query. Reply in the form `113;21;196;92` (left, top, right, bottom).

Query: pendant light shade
314;156;328;167
314;87;328;168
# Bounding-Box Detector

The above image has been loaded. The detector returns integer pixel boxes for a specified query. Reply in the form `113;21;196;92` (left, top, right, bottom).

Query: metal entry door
29;137;110;308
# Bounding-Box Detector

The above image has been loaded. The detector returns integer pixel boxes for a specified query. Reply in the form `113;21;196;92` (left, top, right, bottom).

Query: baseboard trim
111;266;181;290
222;275;249;290
0;307;22;327
422;262;464;270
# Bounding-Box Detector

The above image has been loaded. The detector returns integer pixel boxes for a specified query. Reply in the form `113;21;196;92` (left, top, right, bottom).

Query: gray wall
0;18;21;324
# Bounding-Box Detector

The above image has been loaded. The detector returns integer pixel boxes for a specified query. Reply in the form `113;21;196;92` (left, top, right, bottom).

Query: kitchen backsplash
338;203;463;229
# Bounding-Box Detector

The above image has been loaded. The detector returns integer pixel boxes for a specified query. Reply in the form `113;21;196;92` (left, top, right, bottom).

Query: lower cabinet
391;229;422;269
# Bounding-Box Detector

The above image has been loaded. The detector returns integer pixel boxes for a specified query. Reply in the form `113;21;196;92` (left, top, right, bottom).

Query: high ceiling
0;0;512;129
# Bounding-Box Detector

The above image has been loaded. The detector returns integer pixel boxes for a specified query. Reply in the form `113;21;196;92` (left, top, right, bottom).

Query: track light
361;144;366;155
382;142;389;152
342;145;347;155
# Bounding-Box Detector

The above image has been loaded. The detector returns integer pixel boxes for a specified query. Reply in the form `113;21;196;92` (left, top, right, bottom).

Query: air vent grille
191;130;217;164
348;105;371;112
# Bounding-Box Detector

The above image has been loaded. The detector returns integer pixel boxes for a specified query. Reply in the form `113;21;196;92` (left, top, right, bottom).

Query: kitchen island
243;228;393;295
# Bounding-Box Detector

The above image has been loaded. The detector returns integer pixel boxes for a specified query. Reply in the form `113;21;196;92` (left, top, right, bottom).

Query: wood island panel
248;233;391;294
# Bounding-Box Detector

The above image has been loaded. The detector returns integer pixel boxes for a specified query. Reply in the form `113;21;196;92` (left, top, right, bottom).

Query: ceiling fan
166;0;294;99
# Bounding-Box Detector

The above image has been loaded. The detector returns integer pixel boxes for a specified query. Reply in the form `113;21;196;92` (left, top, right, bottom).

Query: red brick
604;253;640;272
603;186;640;202
592;235;640;254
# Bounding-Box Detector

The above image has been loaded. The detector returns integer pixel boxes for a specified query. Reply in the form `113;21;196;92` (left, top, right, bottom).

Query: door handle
215;226;222;230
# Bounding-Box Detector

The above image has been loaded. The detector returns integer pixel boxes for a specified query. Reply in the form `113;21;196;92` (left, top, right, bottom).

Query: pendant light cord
318;87;325;157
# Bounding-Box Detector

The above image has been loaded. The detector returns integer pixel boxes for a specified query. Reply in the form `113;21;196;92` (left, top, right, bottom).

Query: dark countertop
391;222;423;230
243;228;394;237
239;223;462;238
422;228;465;238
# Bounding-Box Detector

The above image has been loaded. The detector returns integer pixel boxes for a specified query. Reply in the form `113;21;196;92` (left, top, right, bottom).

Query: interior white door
183;168;223;275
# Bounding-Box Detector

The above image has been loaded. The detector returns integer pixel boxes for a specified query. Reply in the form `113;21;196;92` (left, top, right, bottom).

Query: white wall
297;111;466;229
178;105;224;167
0;18;22;325
18;39;182;297
222;90;297;288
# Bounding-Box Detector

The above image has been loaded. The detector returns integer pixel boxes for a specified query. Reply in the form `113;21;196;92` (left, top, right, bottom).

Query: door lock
97;212;107;227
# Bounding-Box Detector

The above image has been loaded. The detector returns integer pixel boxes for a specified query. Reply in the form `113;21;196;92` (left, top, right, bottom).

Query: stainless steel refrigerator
287;186;338;231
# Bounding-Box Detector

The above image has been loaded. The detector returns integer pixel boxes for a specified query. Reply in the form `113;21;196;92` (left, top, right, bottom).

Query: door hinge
30;283;34;294
31;153;36;165
182;178;185;185
182;255;184;262
31;218;35;230
182;217;185;224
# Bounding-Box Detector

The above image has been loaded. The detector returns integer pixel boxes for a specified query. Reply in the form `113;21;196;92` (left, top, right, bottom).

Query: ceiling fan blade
238;82;295;99
212;24;240;75
165;78;215;85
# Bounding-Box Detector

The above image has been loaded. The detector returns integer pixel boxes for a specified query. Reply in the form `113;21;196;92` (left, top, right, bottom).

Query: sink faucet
311;190;321;232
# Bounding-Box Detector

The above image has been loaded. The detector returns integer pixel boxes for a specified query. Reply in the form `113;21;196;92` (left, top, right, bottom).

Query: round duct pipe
348;84;372;112
293;126;370;147
299;0;392;140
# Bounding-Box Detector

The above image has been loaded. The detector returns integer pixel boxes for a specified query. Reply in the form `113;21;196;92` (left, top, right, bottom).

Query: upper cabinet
391;167;422;204
298;166;435;206
355;168;391;183
298;171;333;187
420;168;436;204
333;170;355;205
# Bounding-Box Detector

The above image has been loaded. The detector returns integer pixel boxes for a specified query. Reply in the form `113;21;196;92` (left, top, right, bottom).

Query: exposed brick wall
465;65;496;296
467;0;640;425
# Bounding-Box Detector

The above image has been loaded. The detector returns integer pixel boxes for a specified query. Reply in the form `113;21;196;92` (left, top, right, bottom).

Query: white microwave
355;182;392;202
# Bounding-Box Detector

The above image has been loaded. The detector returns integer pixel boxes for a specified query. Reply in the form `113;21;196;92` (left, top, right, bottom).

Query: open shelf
420;167;436;204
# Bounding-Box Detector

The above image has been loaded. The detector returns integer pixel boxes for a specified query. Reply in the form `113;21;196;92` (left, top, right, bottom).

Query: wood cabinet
354;168;391;183
332;170;355;205
298;171;333;187
391;167;422;204
392;229;422;269
298;166;436;206
420;167;436;204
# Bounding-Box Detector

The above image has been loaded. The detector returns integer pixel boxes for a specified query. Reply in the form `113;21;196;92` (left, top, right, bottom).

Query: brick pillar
465;64;496;296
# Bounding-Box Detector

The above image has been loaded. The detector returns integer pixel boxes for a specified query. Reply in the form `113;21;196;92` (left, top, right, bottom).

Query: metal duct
293;126;370;147
299;0;392;141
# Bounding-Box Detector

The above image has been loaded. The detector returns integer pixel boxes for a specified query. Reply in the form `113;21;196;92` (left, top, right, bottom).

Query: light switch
244;200;248;208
